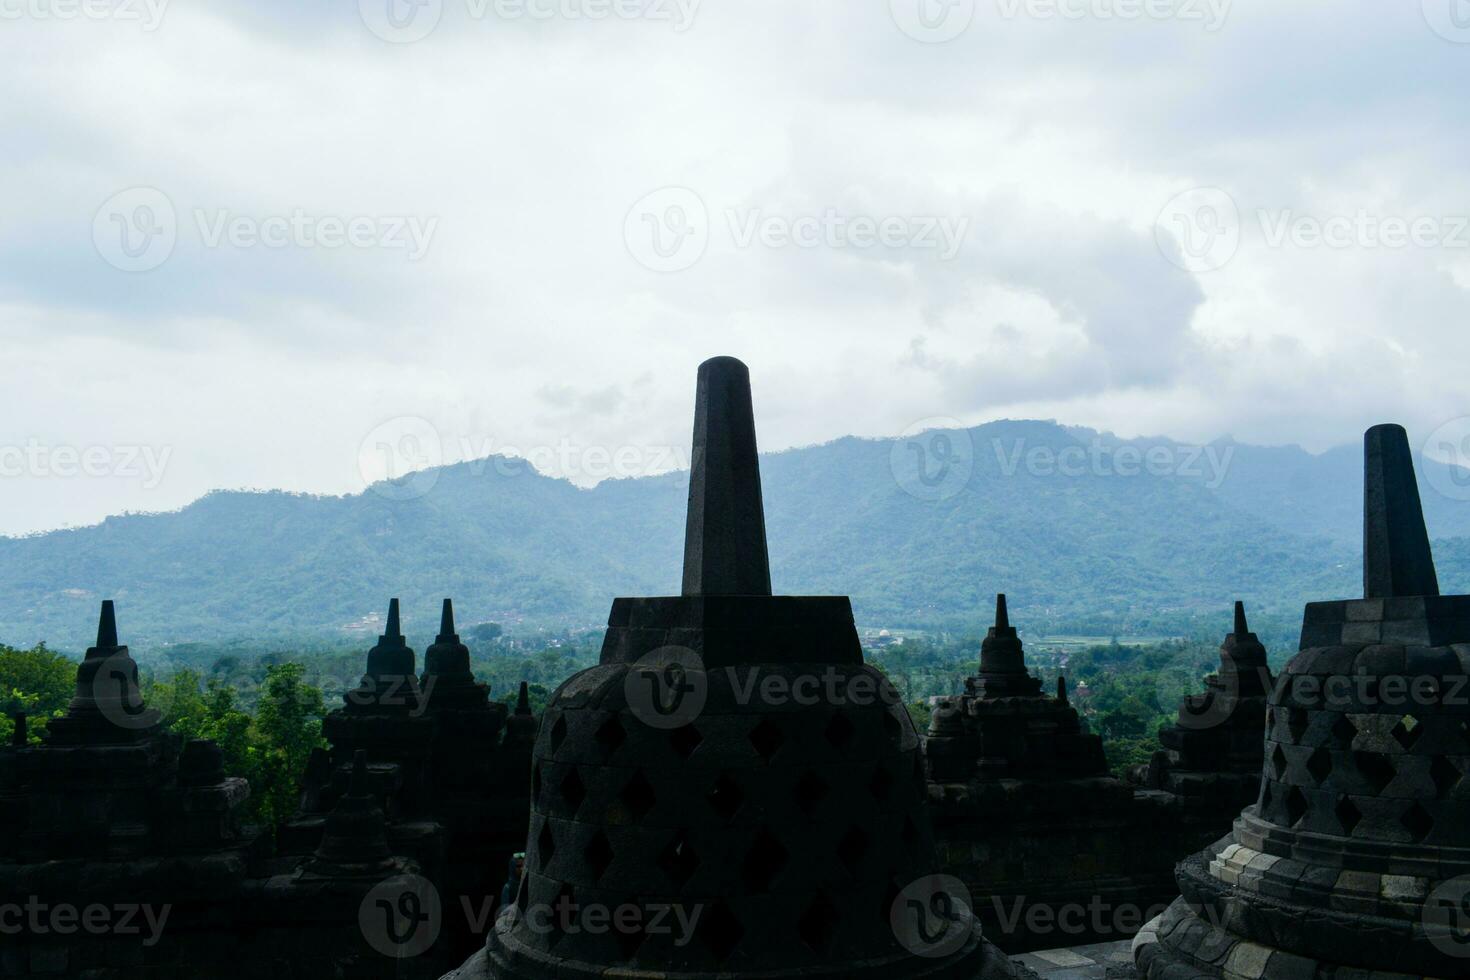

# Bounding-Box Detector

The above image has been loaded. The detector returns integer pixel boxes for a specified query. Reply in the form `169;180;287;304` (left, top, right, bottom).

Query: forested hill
4;419;1470;651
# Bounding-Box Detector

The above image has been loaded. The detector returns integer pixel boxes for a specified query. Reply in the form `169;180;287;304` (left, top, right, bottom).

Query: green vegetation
0;642;75;744
16;420;1470;651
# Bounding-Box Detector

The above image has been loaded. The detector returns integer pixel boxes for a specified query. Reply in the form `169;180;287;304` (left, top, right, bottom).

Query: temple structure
1133;424;1470;978
0;602;266;976
444;357;1027;979
924;596;1193;952
1130;601;1274;840
278;597;533;964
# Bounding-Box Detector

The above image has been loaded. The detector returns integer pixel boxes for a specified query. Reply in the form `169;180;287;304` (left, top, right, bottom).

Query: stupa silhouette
445;357;1023;978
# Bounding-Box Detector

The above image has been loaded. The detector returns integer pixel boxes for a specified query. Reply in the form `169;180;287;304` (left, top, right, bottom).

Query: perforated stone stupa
1131;602;1274;821
445;357;1025;979
1133;424;1470;979
924;596;1186;952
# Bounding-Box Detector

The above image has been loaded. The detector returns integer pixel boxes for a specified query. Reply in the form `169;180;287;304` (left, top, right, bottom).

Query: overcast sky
2;0;1468;535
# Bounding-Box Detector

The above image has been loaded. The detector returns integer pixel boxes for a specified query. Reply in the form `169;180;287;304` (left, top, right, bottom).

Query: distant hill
3;420;1469;651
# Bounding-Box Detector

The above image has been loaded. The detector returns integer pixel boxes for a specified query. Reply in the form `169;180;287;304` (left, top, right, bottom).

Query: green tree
0;643;75;743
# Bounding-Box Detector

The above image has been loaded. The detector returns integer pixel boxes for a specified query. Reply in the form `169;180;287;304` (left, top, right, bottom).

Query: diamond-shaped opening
707;773;744;821
537;821;556;867
826;712;857;751
669;723;703;760
620;770;657;821
585;830;615;880
546;883;577;947
1286;708;1309;743
1306;747;1333;784
742;828;789;894
1336;796;1362;835
749;717;784;763
657;831;700;888
1332;715;1358;747
699;900;744;962
795;770;830;814
882;710;902;745
1355;751;1396;794
595;715;627;755
1284;786;1308;826
561;767;587;812
1266;708;1275;730
1431;756;1462;799
836;826;870;872
1402;801;1434;843
870;765;894;802
1271;744;1289;780
550;714;568;753
1391;715;1423;751
797;893;840;954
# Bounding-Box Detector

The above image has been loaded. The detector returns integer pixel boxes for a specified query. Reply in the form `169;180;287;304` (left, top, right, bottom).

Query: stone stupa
444;356;1025;979
1134;424;1470;978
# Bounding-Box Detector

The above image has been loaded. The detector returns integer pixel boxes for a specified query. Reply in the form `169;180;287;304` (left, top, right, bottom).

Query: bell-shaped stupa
445;357;1023;979
1134;424;1470;978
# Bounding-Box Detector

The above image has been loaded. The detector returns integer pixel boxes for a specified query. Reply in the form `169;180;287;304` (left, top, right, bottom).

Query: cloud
1;1;1468;534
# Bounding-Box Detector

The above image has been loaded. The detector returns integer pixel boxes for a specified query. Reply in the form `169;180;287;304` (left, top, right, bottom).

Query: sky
2;0;1469;536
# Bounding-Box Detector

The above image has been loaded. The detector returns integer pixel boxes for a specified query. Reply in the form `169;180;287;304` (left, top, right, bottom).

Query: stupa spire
1363;423;1439;598
515;681;530;715
385;597;402;638
95;599;118;653
681;356;772;597
995;593;1010;631
439;598;456;639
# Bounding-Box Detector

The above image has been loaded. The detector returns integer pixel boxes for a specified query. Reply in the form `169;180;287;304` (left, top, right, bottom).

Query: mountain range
4;419;1469;652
